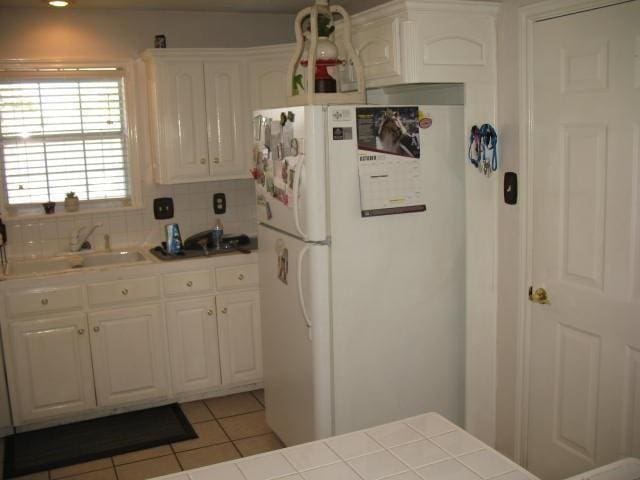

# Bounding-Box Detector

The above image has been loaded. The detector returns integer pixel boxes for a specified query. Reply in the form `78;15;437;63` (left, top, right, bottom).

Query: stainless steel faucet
69;223;103;252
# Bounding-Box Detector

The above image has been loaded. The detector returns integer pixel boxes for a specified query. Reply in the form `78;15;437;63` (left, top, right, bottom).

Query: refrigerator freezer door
257;225;332;446
254;106;328;242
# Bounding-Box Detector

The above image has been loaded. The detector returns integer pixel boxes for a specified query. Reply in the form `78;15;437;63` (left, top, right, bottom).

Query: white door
166;296;222;394
163;61;210;181
204;61;246;178
217;290;262;385
89;304;170;406
8;314;95;424
257;224;332;446
528;3;640;479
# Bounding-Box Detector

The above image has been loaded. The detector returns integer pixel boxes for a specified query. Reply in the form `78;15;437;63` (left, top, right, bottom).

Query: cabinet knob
221;307;228;314
200;158;207;165
207;309;214;316
93;326;100;332
186;281;193;287
41;298;48;305
78;328;85;335
121;288;128;296
214;157;220;164
237;274;244;280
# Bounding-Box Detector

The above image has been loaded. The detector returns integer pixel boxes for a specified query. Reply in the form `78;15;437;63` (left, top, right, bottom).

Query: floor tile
171;420;229;452
430;430;485;457
50;458;113;479
115;455;181;480
236;452;295;480
61;468;116;480
204;393;263;419
234;433;284;457
251;389;265;406
457;450;515;479
9;471;49;480
179;401;214;424
367;423;423;448
405;414;457;439
176;443;240;470
348;450;408;480
218;411;271;440
384;472;422;480
112;446;173;466
301;462;360;480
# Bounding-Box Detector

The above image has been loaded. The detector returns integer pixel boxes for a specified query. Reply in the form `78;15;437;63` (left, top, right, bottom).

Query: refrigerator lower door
257;224;332;446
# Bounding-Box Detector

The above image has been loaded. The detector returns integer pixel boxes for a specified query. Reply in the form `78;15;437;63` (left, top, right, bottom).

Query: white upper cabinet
245;45;294;111
144;50;248;184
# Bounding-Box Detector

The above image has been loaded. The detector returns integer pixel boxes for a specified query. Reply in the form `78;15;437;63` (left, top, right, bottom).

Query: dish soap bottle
212;218;224;250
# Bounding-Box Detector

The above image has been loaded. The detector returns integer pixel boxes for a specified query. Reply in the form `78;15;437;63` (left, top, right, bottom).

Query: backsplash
4;179;257;260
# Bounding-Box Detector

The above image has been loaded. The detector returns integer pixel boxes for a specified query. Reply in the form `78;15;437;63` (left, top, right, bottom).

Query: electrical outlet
213;193;226;214
153;197;174;219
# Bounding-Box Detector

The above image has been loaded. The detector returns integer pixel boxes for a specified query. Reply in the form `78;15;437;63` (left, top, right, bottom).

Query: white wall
0;8;296;259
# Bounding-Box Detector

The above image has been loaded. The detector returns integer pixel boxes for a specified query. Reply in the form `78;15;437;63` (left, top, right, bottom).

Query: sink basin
80;250;147;267
5;249;149;277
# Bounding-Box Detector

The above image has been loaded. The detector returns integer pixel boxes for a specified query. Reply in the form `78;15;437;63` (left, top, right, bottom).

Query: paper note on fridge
357;151;427;217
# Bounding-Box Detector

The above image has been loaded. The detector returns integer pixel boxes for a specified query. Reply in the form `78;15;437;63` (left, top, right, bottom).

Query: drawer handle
78;328;85;335
207;309;214;316
41;298;49;305
221;307;228;314
93;326;100;333
186;281;193;287
121;288;129;296
237;274;244;280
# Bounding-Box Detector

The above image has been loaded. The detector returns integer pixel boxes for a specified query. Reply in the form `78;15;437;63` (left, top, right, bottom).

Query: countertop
153;412;539;480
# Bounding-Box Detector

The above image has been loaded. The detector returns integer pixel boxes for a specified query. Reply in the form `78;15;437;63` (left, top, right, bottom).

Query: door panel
528;3;640;478
204;62;246;177
89;304;170;406
163;62;210;181
9;314;95;423
217;290;262;385
166;297;222;394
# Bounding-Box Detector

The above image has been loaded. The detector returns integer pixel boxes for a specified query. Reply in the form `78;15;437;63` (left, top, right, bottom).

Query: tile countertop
155;412;539;480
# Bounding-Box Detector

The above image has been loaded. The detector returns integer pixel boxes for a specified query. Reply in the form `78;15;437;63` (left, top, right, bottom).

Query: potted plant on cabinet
64;191;79;212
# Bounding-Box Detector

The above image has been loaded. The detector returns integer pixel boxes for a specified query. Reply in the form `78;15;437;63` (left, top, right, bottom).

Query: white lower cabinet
89;304;170;407
217;291;263;385
166;297;222;394
8;314;96;423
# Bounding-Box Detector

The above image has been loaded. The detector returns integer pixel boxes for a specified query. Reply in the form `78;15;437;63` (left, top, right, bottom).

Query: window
0;66;133;210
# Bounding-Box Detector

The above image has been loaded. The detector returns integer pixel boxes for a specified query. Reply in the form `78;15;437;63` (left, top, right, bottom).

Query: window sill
3;205;144;223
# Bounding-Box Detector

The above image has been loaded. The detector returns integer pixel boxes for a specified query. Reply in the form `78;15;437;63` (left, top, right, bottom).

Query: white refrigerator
253;104;465;446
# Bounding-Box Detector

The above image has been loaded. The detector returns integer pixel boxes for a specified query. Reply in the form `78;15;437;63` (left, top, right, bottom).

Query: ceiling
0;0;390;14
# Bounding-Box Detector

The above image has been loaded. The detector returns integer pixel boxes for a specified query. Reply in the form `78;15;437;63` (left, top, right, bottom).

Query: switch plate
153;197;174;219
213;193;226;214
504;172;518;205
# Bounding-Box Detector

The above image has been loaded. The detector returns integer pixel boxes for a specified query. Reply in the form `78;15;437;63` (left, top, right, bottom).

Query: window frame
0;60;142;218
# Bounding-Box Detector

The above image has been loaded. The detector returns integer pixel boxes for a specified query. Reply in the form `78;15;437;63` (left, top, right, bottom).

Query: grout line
249;390;265;408
173;452;184;472
213;408;264;421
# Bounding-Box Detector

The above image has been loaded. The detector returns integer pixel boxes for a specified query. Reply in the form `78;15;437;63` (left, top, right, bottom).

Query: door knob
221;307;228;314
93;326;100;332
529;286;550;305
207;309;214;316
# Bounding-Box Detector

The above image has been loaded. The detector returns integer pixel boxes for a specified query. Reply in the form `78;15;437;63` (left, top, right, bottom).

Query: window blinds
0;74;129;205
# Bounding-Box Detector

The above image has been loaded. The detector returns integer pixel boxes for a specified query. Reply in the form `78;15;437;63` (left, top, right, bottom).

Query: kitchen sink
4;249;150;277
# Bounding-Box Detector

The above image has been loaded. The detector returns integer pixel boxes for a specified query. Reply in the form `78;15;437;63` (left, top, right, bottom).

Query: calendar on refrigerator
357;151;427;217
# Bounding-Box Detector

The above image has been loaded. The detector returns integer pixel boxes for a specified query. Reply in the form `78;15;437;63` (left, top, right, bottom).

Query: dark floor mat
3;403;197;478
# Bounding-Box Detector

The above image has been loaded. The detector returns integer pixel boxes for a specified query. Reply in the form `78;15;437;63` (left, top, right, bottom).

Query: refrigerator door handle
293;154;307;240
297;244;312;336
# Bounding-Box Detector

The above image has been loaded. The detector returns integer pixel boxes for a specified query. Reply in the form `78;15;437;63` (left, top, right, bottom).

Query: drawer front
6;286;83;318
215;264;258;291
87;276;160;307
163;270;213;296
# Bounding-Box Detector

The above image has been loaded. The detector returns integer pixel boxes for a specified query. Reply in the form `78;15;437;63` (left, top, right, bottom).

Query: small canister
154;34;167;48
165;223;183;255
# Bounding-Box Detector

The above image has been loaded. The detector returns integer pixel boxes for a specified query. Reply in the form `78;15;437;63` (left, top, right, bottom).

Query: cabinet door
217;290;263;385
8;314;95;424
166;297;222;394
161;61;211;181
248;58;290;110
89;304;170;406
204;61;247;178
